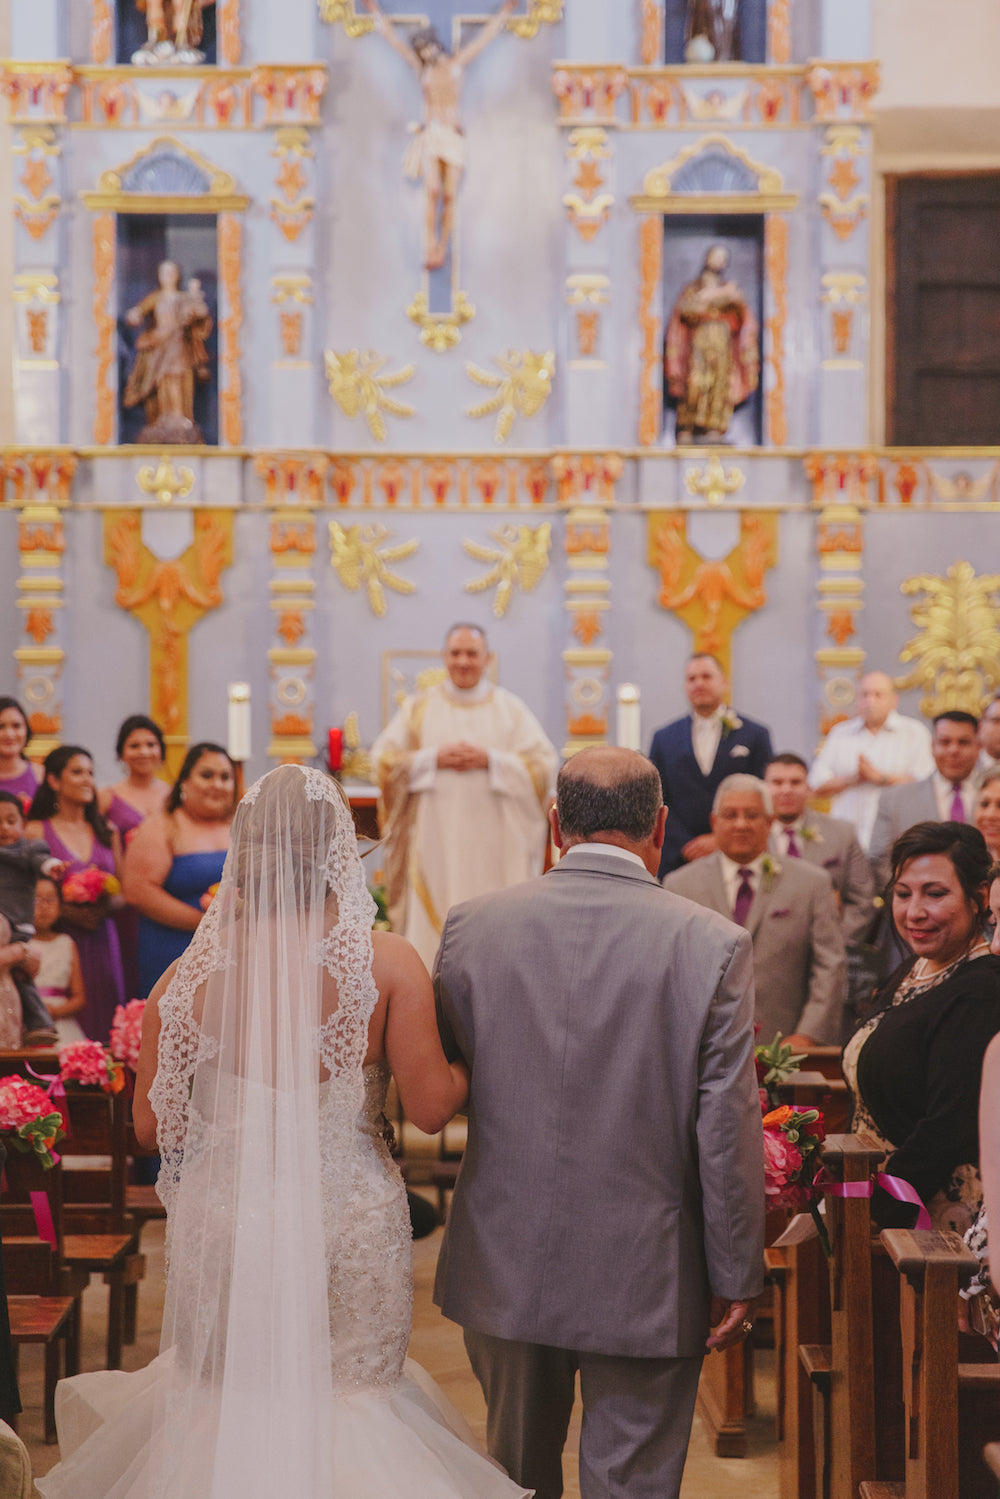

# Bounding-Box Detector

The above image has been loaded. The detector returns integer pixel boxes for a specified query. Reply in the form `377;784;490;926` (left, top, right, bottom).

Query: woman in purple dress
99;716;170;998
0;698;41;806
26;746;125;1041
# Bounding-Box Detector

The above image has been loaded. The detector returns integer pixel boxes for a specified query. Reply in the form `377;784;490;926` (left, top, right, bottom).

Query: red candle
328;727;343;772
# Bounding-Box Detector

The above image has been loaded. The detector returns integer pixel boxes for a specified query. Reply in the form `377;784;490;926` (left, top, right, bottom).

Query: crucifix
361;0;518;341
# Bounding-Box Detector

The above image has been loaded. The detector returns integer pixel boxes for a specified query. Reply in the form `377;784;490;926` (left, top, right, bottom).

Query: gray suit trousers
464;1329;703;1499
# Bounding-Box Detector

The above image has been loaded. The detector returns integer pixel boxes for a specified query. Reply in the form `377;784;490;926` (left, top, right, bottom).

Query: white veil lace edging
143;763;379;1497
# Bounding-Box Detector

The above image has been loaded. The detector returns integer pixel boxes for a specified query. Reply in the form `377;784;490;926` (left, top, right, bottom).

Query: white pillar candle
227;682;252;762
616;684;641;752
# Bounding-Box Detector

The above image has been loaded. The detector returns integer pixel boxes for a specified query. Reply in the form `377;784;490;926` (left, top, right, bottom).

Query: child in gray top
0;791;63;1044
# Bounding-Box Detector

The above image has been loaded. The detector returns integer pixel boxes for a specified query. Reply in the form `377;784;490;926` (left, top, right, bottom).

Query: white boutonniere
719;707;743;738
761;853;781;892
800;825;821;845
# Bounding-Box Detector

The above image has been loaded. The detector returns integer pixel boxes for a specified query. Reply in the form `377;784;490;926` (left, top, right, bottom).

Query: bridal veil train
37;764;530;1499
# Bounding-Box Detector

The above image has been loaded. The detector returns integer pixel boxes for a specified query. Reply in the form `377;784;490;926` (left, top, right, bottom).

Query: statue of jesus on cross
362;0;517;271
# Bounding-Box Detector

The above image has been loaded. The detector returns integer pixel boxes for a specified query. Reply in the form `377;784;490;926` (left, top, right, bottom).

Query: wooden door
888;173;1000;446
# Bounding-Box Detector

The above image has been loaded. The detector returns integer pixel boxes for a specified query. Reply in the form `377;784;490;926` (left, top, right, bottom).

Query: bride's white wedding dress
36;767;530;1499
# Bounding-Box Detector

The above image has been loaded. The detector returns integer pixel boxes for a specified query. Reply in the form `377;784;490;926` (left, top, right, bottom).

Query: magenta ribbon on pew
25;1063;70;1137
29;1190;57;1251
813;1167;931;1229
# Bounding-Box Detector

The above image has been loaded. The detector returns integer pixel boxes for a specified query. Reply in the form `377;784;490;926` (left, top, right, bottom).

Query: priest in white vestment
372;624;558;971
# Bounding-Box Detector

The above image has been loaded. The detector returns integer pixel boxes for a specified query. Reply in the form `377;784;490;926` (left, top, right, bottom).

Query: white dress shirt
808;710;934;851
719;851;767;917
691;710;723;776
932;772;976;823
558;842;646;870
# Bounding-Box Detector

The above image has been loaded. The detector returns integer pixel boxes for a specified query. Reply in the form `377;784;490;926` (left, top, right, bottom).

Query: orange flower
762;1105;794;1129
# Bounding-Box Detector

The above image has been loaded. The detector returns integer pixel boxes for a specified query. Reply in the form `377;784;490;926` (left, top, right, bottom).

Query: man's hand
682;833;717;862
706;1296;759;1352
437;742;489;772
857;755;886;786
14;947;40;979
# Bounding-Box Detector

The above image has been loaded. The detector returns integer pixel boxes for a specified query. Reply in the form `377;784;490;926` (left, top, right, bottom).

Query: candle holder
616;683;642;752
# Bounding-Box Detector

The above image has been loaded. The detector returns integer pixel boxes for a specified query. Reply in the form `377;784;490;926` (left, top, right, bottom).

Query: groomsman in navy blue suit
649;654;773;876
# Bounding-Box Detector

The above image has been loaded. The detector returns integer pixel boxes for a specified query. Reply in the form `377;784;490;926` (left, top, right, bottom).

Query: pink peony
109;1000;145;1071
59;1039;115;1089
61;867;120;904
0;1077;55;1131
763;1127;803;1198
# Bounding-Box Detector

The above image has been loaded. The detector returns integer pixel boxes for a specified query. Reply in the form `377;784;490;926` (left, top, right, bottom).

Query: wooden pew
767;1228;831;1499
859;1227;1000;1499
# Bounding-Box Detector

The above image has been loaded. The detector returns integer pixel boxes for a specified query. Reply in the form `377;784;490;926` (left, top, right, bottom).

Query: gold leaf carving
329;522;418;617
324;350;416;442
463;523;552;618
464;351;554;444
895;562;1000;717
92;213;116;445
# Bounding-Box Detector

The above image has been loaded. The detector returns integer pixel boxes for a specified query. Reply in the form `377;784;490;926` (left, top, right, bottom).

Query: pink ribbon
29;1189;57;1250
813;1167;931;1229
25;1064;69;1136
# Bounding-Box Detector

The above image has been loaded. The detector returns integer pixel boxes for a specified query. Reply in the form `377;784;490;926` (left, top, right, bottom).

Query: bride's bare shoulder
371;928;430;987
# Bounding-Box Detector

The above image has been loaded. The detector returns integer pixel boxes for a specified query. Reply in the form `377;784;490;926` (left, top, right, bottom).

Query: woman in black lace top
843;822;1000;1230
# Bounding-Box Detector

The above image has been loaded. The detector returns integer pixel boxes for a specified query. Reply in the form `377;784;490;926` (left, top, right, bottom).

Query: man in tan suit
434;747;764;1499
663;773;846;1047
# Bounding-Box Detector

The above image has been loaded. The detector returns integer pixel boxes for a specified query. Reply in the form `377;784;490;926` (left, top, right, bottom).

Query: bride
37;765;530;1498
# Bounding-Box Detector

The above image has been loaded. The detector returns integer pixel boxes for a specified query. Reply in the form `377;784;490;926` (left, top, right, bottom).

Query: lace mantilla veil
145;763;380;1496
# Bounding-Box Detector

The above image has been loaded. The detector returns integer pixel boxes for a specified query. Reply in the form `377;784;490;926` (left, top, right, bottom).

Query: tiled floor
21;1215;780;1496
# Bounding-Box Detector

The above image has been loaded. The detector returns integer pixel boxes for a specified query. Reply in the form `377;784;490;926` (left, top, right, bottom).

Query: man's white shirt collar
440;677;493;704
559;842;646;870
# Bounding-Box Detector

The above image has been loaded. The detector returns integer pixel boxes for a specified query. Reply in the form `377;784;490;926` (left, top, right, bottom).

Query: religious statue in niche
123;260;213;445
684;0;741;61
664;244;759;445
131;0;216;64
362;0;517;270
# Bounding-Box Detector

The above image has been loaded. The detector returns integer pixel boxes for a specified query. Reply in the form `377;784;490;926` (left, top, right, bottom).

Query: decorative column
561;127;615;448
4;451;77;761
808;67;878;446
4;65;73;442
552;454;622;757
806;453;876;748
256;454;328;764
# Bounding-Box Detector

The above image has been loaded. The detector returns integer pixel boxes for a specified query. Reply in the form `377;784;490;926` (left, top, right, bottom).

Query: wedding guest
808;671;933;851
765;753;876;946
0;699;41;805
435;747;763;1499
124;742;236;996
28;874;86;1046
979;695;1000;769
961;877;1000;1346
869;711;981;887
663;774;846;1046
649;653;772;877
975;767;1000;861
27;746;125;1040
99;714;170;997
843;822;1000;1232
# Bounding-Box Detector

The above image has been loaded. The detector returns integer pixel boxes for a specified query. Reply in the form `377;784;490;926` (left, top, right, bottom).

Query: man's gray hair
557;757;662;842
712;774;773;817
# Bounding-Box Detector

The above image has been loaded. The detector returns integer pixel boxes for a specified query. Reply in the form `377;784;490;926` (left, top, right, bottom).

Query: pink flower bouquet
59;1040;124;1095
0;1076;64;1168
762;1103;829;1252
109;1000;145;1072
61;867;121;904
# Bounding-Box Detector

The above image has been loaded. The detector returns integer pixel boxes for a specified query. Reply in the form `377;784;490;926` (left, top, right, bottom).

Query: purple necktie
733;867;754;926
785;828;801;858
950;784;965;822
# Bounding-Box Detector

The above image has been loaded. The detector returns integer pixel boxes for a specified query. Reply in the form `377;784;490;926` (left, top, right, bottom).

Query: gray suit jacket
663;853;847;1045
433;849;765;1360
770;810;876;948
868;776;939;889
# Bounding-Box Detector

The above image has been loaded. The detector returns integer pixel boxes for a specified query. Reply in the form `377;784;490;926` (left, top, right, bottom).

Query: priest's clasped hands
436;741;490;772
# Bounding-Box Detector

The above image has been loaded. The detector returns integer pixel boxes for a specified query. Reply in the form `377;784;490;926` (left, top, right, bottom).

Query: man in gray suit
663;774;846;1046
764;753;876;947
869;710;981;887
434;746;764;1499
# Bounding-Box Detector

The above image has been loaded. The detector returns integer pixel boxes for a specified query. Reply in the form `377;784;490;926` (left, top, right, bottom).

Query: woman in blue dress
123;742;236;997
